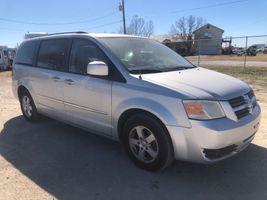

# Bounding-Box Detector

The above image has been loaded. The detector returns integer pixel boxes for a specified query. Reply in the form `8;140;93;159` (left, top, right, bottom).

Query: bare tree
170;15;204;40
120;15;154;37
169;15;204;56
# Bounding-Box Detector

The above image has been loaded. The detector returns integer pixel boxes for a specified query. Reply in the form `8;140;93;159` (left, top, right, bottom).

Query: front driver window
69;39;108;75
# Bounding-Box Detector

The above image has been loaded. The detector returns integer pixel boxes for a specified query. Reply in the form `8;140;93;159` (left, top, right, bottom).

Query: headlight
183;100;225;120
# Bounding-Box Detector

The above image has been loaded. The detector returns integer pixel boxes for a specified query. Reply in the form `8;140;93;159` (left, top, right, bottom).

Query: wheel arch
117;108;175;169
17;84;38;108
18;85;29;99
117;108;171;142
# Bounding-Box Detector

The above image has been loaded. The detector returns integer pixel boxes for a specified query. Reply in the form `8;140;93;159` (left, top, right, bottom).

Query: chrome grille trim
228;90;256;120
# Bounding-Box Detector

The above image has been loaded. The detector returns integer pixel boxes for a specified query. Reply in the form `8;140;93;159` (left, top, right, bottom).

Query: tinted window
15;41;37;65
69;39;108;74
37;39;69;71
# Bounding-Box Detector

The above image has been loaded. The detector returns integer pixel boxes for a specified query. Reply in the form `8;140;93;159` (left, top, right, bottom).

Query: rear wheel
19;90;40;121
122;113;174;171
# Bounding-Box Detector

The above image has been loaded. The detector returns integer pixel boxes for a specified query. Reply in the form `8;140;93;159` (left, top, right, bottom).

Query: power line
0;11;118;26
86;20;122;30
169;0;250;14
0;27;28;32
0;21;122;33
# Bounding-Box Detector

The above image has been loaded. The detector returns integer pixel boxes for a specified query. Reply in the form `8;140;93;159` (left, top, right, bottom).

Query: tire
122;113;174;171
19;89;40;121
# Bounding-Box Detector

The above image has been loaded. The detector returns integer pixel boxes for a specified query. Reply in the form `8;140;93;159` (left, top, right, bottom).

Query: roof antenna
139;70;142;80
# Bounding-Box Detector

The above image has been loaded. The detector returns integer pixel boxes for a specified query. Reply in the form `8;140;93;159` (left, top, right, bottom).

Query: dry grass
203;66;267;86
187;54;267;62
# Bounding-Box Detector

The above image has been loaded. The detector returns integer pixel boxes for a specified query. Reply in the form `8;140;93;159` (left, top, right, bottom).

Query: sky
0;0;266;47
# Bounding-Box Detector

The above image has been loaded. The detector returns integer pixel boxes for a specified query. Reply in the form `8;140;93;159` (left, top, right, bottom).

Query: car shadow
1;116;267;200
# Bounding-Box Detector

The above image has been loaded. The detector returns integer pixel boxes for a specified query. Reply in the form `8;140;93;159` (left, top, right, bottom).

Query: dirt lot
0;71;267;200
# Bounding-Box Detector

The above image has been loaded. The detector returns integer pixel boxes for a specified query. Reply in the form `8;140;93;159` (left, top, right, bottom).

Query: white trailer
24;32;48;40
0;46;16;71
0;46;9;71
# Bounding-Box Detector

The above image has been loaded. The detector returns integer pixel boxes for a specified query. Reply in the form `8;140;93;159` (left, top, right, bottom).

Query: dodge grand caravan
12;32;261;170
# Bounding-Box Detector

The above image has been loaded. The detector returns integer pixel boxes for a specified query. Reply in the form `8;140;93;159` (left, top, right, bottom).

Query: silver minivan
12;32;261;170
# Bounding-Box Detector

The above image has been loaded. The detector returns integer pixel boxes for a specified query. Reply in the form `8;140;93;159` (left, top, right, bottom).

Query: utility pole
244;36;248;69
119;0;126;34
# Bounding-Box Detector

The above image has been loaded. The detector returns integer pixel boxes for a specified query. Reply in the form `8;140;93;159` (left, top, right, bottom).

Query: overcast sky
0;0;266;47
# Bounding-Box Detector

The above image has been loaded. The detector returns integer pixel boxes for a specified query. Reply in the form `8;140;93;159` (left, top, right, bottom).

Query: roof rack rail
46;31;88;36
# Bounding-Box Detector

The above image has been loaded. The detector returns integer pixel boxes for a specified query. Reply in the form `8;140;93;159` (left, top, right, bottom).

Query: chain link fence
162;35;267;85
181;35;267;68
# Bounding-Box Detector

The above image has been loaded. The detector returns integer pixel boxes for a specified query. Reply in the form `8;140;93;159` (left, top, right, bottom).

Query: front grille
228;96;245;108
235;107;250;120
228;90;256;120
247;90;255;99
203;145;237;159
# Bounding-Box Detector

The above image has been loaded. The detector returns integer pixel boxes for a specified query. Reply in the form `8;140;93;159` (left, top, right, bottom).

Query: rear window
15;41;38;65
37;39;70;71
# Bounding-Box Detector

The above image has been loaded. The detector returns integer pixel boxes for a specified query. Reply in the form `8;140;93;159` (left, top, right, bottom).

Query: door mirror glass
87;61;108;76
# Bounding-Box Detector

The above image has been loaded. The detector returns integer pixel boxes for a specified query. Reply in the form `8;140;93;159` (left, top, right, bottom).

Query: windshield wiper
129;69;163;74
164;66;196;72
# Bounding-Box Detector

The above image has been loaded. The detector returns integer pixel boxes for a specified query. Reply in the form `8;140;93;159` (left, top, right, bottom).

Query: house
150;34;181;45
193;24;224;55
150;35;193;56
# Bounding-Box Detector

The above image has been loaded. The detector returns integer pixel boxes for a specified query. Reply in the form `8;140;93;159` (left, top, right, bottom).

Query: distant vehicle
0;46;16;71
263;46;267;54
233;47;245;56
247;44;265;56
7;48;16;68
256;47;265;54
0;46;9;71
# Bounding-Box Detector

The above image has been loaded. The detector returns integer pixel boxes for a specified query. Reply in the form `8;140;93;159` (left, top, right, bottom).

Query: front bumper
167;105;261;163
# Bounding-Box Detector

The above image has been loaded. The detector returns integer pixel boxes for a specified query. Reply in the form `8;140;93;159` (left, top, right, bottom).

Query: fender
112;97;188;138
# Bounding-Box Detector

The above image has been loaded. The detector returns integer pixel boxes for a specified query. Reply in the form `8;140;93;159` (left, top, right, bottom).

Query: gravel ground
0;71;267;200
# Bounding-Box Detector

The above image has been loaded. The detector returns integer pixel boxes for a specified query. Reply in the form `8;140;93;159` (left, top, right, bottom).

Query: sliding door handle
52;76;61;82
64;79;74;85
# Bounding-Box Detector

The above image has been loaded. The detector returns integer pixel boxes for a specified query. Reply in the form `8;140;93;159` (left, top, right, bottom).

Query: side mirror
86;61;108;76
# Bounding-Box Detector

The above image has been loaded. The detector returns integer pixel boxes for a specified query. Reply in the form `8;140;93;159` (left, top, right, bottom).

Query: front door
63;39;112;136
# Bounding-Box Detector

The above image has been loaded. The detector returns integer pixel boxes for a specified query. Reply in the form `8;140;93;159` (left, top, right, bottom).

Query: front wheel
122;114;174;171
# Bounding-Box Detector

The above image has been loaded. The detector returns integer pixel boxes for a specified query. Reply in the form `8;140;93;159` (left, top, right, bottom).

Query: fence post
244;36;248;70
198;40;201;66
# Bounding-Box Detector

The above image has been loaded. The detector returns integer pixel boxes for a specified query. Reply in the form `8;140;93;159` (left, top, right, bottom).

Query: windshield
99;37;195;74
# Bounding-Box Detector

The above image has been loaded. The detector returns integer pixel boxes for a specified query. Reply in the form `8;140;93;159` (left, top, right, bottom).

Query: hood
141;67;250;100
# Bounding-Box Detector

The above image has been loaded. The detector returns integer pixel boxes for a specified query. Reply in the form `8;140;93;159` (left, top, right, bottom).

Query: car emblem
244;95;253;114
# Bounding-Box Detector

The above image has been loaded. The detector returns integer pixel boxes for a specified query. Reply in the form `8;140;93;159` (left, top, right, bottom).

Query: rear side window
37;39;69;71
69;39;108;74
15;41;37;65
